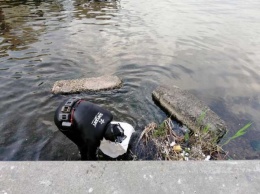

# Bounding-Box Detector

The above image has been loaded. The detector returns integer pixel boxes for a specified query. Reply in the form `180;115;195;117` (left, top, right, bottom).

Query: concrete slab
0;161;259;194
52;75;122;94
152;85;227;138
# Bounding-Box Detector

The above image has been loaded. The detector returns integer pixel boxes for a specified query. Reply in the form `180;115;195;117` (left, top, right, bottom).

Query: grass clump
137;118;252;161
152;123;167;138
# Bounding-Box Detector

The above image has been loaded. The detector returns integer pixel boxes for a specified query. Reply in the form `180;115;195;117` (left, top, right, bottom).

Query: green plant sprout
197;110;208;125
221;122;252;146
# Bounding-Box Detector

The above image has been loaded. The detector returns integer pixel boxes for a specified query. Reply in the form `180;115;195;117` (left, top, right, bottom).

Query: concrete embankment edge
0;161;259;194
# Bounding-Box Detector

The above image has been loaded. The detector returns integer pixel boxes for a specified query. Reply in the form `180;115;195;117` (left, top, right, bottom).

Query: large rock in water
52;75;122;94
152;85;227;139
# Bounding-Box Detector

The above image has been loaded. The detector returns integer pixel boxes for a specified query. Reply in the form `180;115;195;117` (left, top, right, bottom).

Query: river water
0;0;260;160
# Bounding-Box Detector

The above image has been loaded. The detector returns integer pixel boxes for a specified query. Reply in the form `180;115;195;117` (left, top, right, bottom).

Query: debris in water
136;118;227;161
205;155;211;161
173;145;182;152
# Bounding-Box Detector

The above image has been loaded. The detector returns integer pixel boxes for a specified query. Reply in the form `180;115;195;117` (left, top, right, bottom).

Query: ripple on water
1;0;260;160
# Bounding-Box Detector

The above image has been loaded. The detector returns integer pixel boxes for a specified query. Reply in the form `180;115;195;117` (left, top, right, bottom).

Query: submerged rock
152;85;227;140
52;75;122;94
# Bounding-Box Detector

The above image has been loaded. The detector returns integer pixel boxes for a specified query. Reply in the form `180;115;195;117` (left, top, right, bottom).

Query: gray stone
152;85;227;138
0;161;259;194
52;75;122;94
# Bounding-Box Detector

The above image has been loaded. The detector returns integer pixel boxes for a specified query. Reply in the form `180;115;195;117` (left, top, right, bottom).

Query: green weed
153;123;167;138
221;122;252;146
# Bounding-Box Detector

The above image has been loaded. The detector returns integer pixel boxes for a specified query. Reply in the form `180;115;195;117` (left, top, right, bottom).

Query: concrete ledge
152;85;227;138
1;161;259;194
52;75;122;94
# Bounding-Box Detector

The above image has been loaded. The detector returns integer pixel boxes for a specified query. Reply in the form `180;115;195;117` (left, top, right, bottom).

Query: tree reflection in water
0;0;65;55
73;0;119;20
0;8;9;35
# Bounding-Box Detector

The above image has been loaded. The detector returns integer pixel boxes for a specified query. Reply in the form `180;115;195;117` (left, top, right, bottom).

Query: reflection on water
0;0;260;160
0;0;65;55
74;0;119;20
0;8;8;34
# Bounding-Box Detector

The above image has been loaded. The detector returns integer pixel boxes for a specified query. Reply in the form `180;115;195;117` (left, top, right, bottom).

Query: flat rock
52;75;122;94
152;85;227;139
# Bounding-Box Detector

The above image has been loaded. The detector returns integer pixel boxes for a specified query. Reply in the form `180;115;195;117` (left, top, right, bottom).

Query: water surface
0;0;260;160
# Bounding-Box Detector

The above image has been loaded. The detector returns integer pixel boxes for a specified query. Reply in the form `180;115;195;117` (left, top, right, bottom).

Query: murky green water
0;0;260;160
